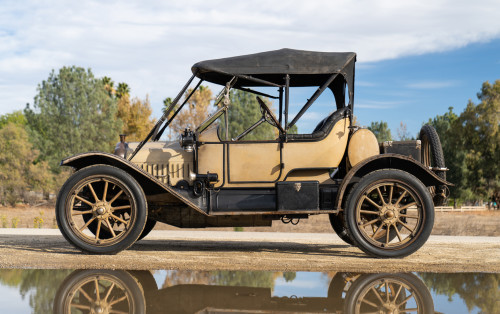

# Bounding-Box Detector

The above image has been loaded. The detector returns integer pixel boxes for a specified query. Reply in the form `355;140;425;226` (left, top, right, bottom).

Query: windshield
196;83;231;134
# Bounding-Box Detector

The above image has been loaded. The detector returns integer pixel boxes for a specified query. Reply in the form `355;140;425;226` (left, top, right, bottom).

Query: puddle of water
0;269;498;313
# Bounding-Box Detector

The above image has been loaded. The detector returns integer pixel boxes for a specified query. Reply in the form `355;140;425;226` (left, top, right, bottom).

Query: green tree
116;82;130;99
102;76;115;97
0;111;26;129
426;107;469;204
282;272;297;282
368;121;392;142
428;80;500;204
213;270;275;288
220;90;279;141
24;66;122;172
419;273;500;313
0;123;53;205
0;269;72;313
163;88;295;140
458;81;500;200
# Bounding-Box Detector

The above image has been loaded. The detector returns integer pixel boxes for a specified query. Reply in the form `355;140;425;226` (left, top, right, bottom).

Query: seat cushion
287;107;348;142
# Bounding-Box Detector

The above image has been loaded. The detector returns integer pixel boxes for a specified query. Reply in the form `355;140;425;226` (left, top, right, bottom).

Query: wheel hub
93;201;111;219
91;303;109;314
381;302;398;314
96;207;106;215
380;204;399;225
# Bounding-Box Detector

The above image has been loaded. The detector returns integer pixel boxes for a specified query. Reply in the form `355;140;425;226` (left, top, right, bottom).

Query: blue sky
355;39;500;136
1;0;499;137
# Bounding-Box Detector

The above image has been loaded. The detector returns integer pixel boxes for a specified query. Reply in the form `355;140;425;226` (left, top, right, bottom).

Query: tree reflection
419;272;500;313
0;269;72;313
161;270;295;290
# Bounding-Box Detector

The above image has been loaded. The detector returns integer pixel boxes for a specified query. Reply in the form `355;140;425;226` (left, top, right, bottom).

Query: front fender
61;152;207;216
335;154;452;210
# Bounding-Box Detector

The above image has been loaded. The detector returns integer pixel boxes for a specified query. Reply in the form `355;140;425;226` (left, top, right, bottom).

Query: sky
1;0;499;136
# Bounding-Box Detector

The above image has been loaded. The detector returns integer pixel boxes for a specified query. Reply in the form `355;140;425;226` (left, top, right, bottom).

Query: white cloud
406;80;459;89
356;100;405;109
1;0;500;116
356;81;377;87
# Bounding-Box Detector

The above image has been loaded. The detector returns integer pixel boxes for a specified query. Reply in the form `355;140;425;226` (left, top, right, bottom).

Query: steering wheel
256;97;283;132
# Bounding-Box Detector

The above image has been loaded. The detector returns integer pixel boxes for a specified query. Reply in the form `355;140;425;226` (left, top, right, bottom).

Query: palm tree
116;82;130;99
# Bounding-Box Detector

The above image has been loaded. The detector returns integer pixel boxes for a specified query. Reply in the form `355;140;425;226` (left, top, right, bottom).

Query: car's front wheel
56;165;147;254
343;169;434;258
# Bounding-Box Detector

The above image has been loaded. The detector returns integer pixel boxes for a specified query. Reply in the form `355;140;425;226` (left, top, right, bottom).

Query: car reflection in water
53;270;434;313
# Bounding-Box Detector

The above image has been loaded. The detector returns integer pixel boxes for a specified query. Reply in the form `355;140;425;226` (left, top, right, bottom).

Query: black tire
329;213;355;245
419;124;447;205
129;270;157;291
344;273;434;314
56;165;147;254
128;270;157;302
344;169;434;258
137;219;157;241
326;273;350;309
54;269;146;314
419;125;446;180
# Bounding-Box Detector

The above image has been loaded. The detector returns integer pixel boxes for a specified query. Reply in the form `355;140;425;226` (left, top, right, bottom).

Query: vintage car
55;49;450;257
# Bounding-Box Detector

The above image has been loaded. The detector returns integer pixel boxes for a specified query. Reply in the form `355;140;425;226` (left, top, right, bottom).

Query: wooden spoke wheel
56;165;147;254
344;273;434;314
54;270;145;314
344;170;434;258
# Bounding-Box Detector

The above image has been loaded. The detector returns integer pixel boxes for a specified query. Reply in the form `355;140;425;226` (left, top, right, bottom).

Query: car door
227;142;281;184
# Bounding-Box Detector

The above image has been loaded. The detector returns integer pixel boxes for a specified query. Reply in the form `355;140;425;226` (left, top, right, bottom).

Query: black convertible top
192;49;356;89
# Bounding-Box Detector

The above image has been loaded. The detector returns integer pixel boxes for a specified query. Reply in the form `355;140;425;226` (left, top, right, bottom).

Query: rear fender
335;154;451;210
61;152;207;216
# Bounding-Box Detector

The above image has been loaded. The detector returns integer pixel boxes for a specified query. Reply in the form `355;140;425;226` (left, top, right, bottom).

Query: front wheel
56;165;147;254
53;270;146;314
344;169;434;258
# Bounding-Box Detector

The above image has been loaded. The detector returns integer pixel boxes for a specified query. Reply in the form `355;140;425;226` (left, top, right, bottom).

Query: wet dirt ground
0;229;498;273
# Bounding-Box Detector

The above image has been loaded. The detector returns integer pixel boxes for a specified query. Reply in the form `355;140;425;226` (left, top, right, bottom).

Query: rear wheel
330;212;403;246
56;165;147;254
344;169;434;258
344;273;434;314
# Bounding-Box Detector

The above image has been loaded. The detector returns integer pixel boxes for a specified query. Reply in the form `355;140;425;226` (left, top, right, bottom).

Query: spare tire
419;124;447;205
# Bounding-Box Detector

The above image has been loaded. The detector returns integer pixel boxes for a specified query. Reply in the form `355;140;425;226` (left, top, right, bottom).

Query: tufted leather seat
286;107;349;141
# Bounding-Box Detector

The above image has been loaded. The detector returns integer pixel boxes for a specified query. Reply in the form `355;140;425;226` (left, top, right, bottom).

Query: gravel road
0;229;498;272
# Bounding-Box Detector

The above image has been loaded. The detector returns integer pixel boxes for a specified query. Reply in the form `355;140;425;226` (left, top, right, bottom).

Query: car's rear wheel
56;165;147;254
330;211;403;246
344;169;434;258
344;273;434;314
